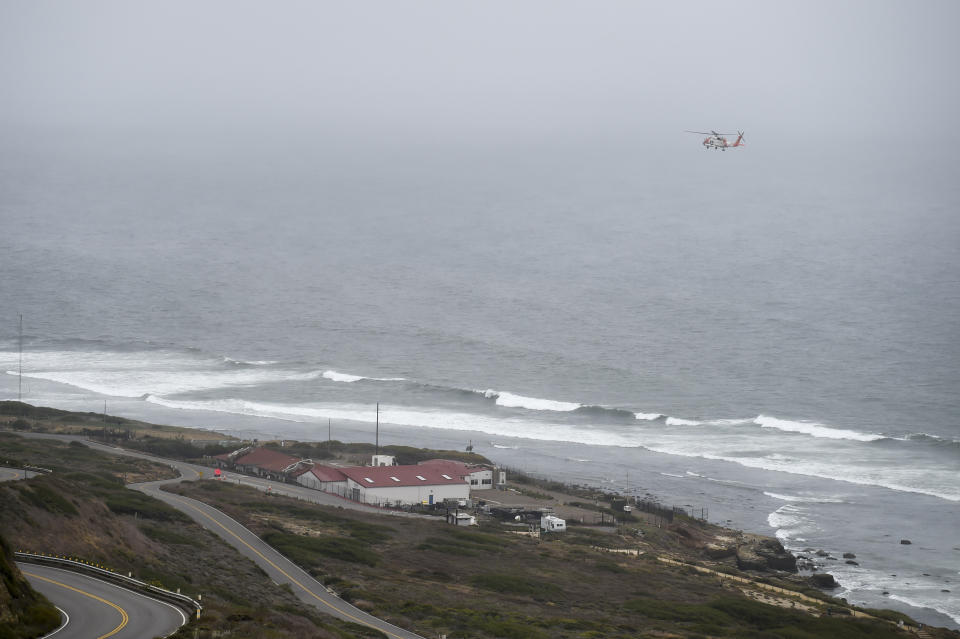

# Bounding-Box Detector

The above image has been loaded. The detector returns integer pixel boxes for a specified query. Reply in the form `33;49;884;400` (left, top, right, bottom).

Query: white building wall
346;479;469;506
295;474;346;494
466;468;494;490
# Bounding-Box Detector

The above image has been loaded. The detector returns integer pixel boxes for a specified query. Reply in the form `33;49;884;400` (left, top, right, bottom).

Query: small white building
446;511;477;527
541;515;566;533
371;454;397;467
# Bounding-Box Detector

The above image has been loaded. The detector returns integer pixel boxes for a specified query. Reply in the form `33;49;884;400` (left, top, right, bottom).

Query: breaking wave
753;415;883;442
634;412;663;421
481;389;580;412
763;491;846;504
666;417;702;426
222;357;277;366
573;405;637;419
322;370;406;383
8;367;324;398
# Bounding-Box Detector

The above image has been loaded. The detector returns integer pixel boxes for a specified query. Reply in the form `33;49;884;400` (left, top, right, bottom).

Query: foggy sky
2;0;958;149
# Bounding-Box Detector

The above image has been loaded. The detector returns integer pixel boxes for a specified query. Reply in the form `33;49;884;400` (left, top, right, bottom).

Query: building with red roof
295;465;348;492
418;459;497;489
224;447;302;480
336;463;470;506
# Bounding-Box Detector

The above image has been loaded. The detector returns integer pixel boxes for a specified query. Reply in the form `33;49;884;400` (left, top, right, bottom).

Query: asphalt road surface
16;432;427;639
0;466;38;481
19;562;185;639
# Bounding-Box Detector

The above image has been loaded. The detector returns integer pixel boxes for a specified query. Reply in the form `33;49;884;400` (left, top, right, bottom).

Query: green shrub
468;573;562;598
417;539;479;556
246;501;394;544
104;491;188;521
594;558;628;573
263;531;380;567
17;484;78;516
64;472;123;490
624;598;732;626
139;524;201;546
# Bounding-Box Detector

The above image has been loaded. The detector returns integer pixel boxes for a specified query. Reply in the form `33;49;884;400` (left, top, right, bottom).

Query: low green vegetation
171;478;948;639
263;530;382;567
417;528;507;557
468;573;562;599
104;490;189;521
0;533;60;639
139;524;201;546
0;430;411;639
15;482;79;516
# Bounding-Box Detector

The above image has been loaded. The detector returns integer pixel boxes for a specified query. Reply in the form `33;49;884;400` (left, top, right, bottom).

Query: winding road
18;563;185;639
15;433;426;639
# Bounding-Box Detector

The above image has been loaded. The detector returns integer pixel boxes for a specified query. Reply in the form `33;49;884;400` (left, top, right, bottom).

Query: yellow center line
167;493;410;639
24;571;129;639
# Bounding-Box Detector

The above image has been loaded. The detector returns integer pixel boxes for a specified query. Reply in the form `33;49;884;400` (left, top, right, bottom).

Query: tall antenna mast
18;314;23;402
375;402;379;457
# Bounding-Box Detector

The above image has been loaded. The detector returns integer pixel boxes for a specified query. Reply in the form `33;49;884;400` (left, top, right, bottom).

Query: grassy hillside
167;479;934;639
0;532;60;639
0;434;394;639
0;400;231;443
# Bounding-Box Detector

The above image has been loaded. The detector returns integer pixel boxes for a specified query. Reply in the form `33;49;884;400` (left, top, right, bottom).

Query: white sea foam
222;357;277;365
322;370;366;383
767;504;811;539
142;396;625;446
642;441;960;502
665;417;702;426
659;472;686;478
753;414;882;442
9;368;322;398
706;417;754;426
1;347;328;396
123;385;960;504
486;390;581;412
319;369;406;383
889;594;960;626
634;412;663;420
763;491;845;504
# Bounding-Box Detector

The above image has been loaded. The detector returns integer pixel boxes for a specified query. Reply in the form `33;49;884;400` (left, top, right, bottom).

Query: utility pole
375;402;379;457
328;418;331;443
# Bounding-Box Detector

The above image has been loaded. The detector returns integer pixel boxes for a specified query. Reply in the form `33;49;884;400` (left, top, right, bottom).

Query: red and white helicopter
686;130;745;150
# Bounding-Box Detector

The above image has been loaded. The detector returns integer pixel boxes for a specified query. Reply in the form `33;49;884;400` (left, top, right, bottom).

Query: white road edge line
39;606;69;638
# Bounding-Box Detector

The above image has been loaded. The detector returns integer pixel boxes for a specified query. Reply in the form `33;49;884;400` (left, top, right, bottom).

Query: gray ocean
2;131;958;627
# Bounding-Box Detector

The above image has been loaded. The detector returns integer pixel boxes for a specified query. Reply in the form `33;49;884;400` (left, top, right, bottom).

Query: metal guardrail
15;551;203;618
